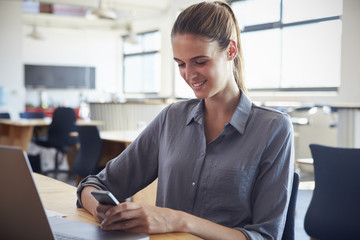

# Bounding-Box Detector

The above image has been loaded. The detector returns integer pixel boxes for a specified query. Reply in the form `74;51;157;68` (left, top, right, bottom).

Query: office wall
22;10;175;107
23;26;122;107
0;1;24;118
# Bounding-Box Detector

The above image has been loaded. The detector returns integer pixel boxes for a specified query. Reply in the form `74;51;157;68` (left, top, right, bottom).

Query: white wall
22;6;177;107
23;25;124;107
0;1;24;118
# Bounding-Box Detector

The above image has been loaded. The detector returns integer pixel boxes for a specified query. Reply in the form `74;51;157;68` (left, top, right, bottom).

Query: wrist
173;210;191;233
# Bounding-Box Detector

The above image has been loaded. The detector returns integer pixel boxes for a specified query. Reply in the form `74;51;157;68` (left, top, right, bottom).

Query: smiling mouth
192;80;207;88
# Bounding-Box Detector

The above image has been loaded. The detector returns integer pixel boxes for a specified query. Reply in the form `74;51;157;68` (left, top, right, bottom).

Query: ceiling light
27;25;44;40
91;0;117;20
125;23;138;44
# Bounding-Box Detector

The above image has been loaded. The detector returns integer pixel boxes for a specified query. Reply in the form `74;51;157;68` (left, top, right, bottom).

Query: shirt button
200;152;205;157
192;182;196;187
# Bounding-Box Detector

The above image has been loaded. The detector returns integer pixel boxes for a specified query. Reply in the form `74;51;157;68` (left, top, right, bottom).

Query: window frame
122;30;161;95
229;0;342;92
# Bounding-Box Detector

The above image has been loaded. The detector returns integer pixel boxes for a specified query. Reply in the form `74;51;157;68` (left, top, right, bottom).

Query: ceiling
22;0;175;30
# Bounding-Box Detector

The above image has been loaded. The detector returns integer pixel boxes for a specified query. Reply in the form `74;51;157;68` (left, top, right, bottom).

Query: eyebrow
173;56;209;62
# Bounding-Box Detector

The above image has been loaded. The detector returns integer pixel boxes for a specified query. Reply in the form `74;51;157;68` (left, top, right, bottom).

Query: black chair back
47;107;77;150
72;125;103;177
282;172;300;240
304;144;360;240
0;112;10;119
19;112;45;119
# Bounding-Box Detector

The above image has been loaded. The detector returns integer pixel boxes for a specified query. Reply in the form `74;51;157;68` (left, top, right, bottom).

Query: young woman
77;1;294;239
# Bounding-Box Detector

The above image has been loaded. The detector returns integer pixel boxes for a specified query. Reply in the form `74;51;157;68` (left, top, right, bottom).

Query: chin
193;92;208;99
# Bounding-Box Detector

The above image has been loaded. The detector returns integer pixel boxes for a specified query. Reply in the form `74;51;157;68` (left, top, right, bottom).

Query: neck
204;88;241;119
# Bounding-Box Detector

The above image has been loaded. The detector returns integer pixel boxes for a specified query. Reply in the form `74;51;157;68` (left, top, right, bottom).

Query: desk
98;130;141;166
99;130;158;206
0;119;103;151
100;130;141;148
34;173;200;240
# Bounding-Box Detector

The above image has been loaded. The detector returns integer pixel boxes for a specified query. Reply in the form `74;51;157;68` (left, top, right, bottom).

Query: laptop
0;145;149;240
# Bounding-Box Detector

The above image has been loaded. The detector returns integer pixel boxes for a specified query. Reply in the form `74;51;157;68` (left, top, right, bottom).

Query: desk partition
90;102;168;131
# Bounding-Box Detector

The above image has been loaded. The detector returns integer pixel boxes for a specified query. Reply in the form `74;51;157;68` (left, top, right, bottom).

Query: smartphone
91;190;120;206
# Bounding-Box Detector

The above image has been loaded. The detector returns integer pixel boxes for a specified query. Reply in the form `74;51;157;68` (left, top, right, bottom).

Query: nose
183;65;197;81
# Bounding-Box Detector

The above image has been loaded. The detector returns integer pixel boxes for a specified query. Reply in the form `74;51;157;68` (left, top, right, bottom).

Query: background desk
0;119;103;151
34;173;200;240
100;130;141;148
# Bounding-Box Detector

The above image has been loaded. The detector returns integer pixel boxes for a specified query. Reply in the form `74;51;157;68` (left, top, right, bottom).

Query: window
123;31;161;94
231;0;343;91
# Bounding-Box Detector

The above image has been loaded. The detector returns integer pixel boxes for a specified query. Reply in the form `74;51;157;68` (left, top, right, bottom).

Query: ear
227;40;238;60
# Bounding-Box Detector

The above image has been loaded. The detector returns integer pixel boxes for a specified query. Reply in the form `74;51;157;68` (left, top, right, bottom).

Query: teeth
193;80;206;87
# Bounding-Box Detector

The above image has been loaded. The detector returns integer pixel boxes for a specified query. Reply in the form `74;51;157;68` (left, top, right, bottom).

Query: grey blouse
77;92;295;240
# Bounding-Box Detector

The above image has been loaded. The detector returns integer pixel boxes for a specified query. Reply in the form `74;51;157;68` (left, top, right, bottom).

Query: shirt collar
229;89;252;134
186;90;253;134
186;99;204;126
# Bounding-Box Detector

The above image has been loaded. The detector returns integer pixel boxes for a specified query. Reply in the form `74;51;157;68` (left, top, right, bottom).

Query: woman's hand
94;203;113;223
82;186;247;239
100;202;247;240
100;202;185;234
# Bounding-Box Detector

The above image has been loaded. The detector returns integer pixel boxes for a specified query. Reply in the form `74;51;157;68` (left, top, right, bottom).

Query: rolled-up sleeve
76;105;169;208
238;114;294;239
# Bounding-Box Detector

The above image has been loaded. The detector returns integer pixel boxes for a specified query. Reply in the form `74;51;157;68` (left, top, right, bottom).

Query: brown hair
171;1;246;93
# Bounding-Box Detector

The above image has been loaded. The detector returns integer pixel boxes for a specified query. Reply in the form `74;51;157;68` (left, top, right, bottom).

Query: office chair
72;125;103;184
0;112;10;119
282;172;300;240
0;112;11;139
304;144;360;240
36;107;78;179
19;112;45;119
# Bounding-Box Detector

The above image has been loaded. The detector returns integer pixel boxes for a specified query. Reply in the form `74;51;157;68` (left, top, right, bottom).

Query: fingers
102;218;147;232
95;203;113;222
108;202;142;214
100;202;174;234
101;202;143;228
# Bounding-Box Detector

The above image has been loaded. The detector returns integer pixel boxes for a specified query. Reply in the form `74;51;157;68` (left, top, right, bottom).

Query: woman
77;1;294;239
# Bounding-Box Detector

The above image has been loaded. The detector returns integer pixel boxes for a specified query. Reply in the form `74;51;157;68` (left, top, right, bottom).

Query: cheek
179;69;187;81
210;59;228;82
206;64;219;82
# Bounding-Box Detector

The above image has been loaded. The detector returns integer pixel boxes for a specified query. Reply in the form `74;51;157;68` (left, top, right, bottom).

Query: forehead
172;34;220;59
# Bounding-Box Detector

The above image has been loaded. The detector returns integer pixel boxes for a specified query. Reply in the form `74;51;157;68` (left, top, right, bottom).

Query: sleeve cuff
76;175;110;208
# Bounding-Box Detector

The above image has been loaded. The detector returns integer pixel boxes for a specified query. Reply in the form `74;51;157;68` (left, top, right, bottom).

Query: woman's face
172;34;234;100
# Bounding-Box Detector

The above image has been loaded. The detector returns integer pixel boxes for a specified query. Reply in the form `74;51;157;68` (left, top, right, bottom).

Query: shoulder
252;104;293;131
153;99;201;125
164;99;201;116
168;99;201;110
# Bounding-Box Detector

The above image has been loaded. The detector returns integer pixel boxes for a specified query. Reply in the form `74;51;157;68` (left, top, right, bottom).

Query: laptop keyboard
55;232;87;240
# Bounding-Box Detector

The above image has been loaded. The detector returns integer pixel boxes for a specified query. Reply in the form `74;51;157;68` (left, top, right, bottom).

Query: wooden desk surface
34;173;200;240
0;119;103;151
0;118;52;126
0;118;103;127
100;130;141;146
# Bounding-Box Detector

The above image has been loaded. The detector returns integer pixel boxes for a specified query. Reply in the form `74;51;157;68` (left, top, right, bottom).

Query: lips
192;80;207;88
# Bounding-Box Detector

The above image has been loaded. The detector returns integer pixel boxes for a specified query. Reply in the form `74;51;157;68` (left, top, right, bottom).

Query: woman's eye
178;63;185;67
196;61;206;65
